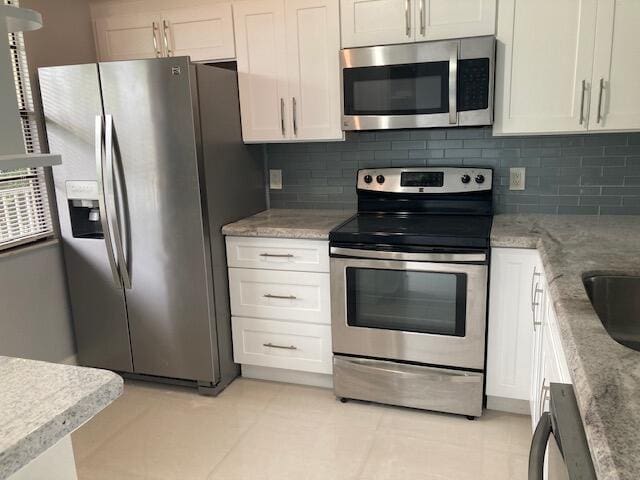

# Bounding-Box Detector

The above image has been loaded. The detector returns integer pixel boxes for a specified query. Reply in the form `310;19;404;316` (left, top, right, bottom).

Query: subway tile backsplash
266;127;640;214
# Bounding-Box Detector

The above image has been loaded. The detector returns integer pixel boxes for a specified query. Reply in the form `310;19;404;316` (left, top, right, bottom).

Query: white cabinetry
234;0;342;142
487;248;570;423
93;1;235;63
226;236;333;385
340;0;496;48
495;0;640;135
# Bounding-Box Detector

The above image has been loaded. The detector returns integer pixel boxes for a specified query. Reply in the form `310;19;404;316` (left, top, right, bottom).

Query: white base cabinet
487;248;571;429
226;236;333;383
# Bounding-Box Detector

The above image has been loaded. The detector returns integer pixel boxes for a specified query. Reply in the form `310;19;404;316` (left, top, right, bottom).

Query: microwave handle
529;411;552;480
449;45;458;125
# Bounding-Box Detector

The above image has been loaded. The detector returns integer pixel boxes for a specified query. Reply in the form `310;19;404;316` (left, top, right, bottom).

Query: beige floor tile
73;378;533;480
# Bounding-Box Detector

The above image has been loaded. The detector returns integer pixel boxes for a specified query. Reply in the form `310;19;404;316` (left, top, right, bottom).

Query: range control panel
357;167;493;194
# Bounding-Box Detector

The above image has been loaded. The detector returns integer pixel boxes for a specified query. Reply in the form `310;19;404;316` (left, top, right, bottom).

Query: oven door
341;41;457;130
330;250;487;370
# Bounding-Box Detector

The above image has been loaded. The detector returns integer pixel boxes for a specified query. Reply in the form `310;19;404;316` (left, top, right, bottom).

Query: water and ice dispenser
66;181;103;239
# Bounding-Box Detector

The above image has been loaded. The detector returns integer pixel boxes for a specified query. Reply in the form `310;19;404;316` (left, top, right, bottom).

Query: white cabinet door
589;0;640;131
285;0;342;141
233;0;289;142
417;0;495;41
494;0;597;135
486;248;538;402
340;0;413;48
94;12;163;61
160;3;235;62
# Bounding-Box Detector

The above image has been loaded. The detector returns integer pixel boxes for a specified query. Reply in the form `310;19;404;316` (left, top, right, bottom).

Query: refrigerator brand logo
171;67;182;75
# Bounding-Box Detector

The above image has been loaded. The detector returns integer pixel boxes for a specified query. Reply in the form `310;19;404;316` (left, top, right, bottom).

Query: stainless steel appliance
329;167;493;418
529;383;597;479
341;36;495;130
38;58;265;394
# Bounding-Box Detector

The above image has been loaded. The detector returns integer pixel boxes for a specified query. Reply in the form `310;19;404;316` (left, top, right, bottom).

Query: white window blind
0;0;53;251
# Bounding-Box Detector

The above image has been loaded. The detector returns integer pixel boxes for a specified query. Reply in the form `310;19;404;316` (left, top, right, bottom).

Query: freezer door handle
104;114;132;289
95;115;121;287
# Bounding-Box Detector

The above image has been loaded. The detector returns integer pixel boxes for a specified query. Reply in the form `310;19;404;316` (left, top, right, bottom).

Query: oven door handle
330;247;486;263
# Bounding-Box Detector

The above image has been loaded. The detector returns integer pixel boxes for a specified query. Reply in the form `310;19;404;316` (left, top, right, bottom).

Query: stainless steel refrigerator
38;57;265;393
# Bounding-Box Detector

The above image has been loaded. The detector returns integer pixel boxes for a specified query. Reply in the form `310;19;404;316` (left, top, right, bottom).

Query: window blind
0;0;54;250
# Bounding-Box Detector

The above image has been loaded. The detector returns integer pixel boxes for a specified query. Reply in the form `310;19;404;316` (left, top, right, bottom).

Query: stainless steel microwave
340;36;495;131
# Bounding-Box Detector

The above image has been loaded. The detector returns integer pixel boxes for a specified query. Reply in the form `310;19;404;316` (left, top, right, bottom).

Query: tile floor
73;378;531;480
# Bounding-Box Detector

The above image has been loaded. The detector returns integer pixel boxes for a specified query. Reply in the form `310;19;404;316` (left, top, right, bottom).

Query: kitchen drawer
226;236;329;272
228;268;330;324
232;316;332;374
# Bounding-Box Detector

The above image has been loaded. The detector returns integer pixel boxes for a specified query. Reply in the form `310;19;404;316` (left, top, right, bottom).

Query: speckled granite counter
492;214;640;480
0;356;122;479
222;209;353;240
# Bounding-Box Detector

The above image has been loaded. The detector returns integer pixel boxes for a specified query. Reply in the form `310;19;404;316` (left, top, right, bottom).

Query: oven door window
343;61;449;116
345;267;467;336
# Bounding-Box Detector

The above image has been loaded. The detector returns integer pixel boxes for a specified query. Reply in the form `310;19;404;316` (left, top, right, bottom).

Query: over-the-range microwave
340;36;495;131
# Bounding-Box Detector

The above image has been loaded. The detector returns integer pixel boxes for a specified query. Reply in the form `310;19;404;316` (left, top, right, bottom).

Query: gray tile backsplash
266;127;640;214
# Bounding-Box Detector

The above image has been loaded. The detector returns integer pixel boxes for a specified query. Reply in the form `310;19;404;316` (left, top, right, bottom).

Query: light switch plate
269;169;282;190
510;167;526;191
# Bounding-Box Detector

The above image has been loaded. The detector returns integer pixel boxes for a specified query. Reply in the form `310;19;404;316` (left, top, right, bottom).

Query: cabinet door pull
263;342;297;350
264;294;297;300
420;0;425;36
292;97;298;136
152;22;161;58
162;20;172;57
539;382;550;417
579;79;586;125
405;0;411;37
530;266;541;311
259;253;294;258
280;98;286;136
597;78;605;124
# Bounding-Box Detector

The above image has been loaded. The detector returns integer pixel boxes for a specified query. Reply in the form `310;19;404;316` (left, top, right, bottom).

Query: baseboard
486;395;530;415
59;354;78;366
241;365;333;389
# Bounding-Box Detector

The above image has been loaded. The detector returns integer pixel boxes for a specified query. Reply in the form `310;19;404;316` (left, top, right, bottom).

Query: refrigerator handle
95;115;122;287
104;114;132;289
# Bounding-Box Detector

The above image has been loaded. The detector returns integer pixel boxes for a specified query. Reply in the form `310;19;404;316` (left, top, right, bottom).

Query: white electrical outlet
269;169;282;190
510;167;526;191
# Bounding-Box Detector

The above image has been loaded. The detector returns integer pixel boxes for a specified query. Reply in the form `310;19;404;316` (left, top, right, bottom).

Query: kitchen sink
583;275;640;352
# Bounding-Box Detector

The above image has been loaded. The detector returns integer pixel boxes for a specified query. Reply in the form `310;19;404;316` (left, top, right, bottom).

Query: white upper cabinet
494;0;597;135
234;0;342;142
160;4;235;62
340;0;496;48
285;0;342;141
92;1;236;63
589;0;640;131
94;12;164;61
418;0;496;41
233;0;289;142
495;0;640;135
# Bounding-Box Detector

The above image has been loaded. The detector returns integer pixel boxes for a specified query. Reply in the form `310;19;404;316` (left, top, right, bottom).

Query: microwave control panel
457;58;490;112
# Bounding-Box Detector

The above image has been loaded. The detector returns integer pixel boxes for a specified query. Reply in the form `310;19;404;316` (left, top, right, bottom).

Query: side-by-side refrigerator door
98;57;219;383
39;64;133;372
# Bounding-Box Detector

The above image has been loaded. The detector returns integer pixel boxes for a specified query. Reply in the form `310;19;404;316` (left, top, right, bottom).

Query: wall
266;127;640;215
0;241;75;362
0;0;97;363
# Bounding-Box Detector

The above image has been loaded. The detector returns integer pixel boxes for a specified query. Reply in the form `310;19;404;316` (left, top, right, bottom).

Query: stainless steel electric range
329;167;493;418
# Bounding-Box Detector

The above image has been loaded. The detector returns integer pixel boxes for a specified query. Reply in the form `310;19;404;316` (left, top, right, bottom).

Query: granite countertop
0;356;123;479
492;214;640;480
222;208;353;240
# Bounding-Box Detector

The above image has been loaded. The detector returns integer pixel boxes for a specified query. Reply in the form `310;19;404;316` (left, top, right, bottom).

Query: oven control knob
364;174;373;184
376;175;385;184
461;174;471;184
475;174;485;184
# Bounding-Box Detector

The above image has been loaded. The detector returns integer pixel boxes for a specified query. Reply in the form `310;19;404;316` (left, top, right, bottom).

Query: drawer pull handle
260;253;294;258
263;294;297;300
263;342;297;350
